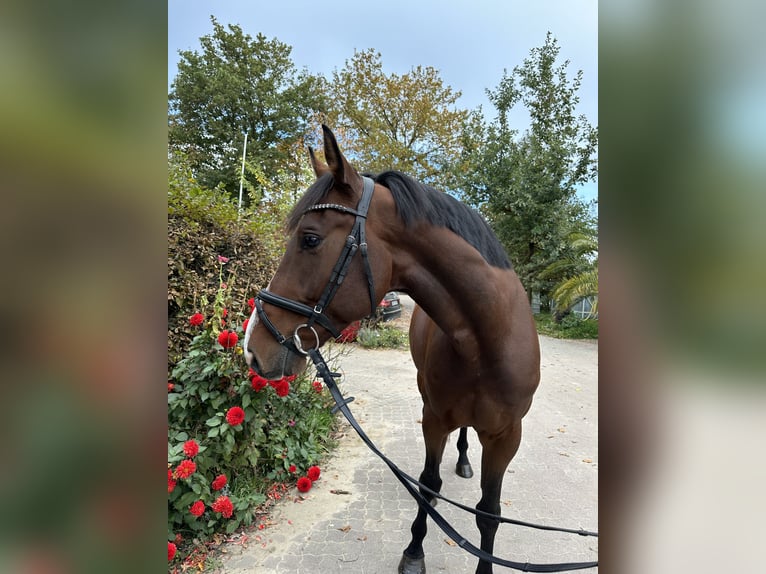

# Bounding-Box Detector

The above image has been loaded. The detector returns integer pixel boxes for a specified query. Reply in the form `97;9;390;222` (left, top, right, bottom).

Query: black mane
374;171;511;269
287;170;511;270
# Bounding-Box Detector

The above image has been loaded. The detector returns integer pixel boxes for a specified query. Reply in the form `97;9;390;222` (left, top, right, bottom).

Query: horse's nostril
245;349;262;374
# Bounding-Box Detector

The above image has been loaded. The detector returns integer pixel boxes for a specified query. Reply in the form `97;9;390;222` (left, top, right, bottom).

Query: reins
253;174;598;571
308;347;598;573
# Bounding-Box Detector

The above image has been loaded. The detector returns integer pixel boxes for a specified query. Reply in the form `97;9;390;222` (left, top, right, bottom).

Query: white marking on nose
244;281;272;368
243;305;259;367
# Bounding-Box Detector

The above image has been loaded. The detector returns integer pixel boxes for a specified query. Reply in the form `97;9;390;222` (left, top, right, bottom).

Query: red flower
336;321;360;343
217;255;229;264
307;466;321;481
273;378;290;397
189;313;204;326
211;474;227;491
183;439;199;458
312;381;323;393
212;495;234;518
226;406;245;426
168;382;174;392
174;459;196;480
218;330;238;349
167;469;177;493
222;308;228;318
248;297;255;312
296;477;312;493
251;375;268;392
242;318;249;332
189;500;205;517
168;541;177;561
289;464;297;474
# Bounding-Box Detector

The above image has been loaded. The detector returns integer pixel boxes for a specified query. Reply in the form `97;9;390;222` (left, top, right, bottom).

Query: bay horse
244;125;540;574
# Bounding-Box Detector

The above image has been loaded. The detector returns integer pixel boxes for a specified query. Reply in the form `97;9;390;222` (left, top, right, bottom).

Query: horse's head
244;125;393;378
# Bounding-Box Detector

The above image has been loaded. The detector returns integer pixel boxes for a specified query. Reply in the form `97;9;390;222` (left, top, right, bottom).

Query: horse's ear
322;124;362;193
308;146;330;178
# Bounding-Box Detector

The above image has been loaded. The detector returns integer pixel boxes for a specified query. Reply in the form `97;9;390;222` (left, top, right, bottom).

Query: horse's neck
391;225;520;354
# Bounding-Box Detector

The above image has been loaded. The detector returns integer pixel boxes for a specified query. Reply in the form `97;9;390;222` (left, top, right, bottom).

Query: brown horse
244;125;540;574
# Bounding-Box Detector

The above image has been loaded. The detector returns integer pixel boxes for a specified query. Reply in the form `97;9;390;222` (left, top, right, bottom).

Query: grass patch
534;312;598;339
356;325;410;349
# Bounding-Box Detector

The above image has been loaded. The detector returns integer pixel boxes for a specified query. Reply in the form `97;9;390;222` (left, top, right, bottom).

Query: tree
168;17;327;201
328;49;468;188
542;227;598;319
458;33;597;298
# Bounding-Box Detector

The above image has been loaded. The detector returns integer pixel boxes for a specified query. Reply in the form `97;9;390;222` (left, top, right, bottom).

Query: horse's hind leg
455;426;474;478
398;405;448;574
474;422;523;574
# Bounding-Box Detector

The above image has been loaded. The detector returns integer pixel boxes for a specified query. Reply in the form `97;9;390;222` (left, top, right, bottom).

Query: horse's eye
301;234;322;250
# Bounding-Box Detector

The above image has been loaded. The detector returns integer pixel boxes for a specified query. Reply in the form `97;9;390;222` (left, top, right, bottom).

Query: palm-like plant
542;231;598;319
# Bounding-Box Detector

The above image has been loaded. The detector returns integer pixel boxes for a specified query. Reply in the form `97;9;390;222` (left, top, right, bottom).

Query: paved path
217;335;598;573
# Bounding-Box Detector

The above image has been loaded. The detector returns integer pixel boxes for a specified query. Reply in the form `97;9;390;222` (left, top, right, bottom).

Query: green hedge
167;154;285;371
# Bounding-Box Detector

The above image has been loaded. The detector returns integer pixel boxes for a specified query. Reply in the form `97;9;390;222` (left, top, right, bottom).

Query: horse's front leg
398;405;448;574
474;422;523;574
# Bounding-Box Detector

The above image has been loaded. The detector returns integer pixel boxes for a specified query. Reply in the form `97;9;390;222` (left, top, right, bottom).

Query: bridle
255;176;377;356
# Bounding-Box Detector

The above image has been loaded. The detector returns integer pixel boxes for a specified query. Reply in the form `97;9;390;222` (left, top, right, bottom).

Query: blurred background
0;1;166;573
0;0;763;572
600;0;766;571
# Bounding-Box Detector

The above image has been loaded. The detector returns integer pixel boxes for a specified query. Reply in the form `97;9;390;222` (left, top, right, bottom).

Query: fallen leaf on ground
330;489;352;495
444;538;457;546
338;525;352;532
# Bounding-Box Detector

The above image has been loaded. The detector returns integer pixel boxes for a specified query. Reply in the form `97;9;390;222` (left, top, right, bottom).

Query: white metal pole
237;132;248;210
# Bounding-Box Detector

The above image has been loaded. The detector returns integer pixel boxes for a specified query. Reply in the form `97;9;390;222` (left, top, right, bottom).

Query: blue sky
168;0;598;204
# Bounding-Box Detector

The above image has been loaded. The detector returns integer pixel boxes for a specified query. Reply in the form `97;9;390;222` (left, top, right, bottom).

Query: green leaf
206;416;222;427
242;393;251;408
177;491;197;508
225;520;239;533
207;426;220;438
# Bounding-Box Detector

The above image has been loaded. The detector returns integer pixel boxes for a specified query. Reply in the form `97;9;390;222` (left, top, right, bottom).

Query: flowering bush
168;268;337;563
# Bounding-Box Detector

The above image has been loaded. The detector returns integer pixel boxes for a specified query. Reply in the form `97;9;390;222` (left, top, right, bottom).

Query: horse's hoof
398;554;426;574
455;463;474;479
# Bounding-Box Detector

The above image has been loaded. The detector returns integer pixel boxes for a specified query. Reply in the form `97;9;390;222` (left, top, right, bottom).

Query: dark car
377;291;402;321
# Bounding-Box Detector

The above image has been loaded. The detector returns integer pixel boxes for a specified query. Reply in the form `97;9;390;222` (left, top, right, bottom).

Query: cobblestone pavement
218;335;598;573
